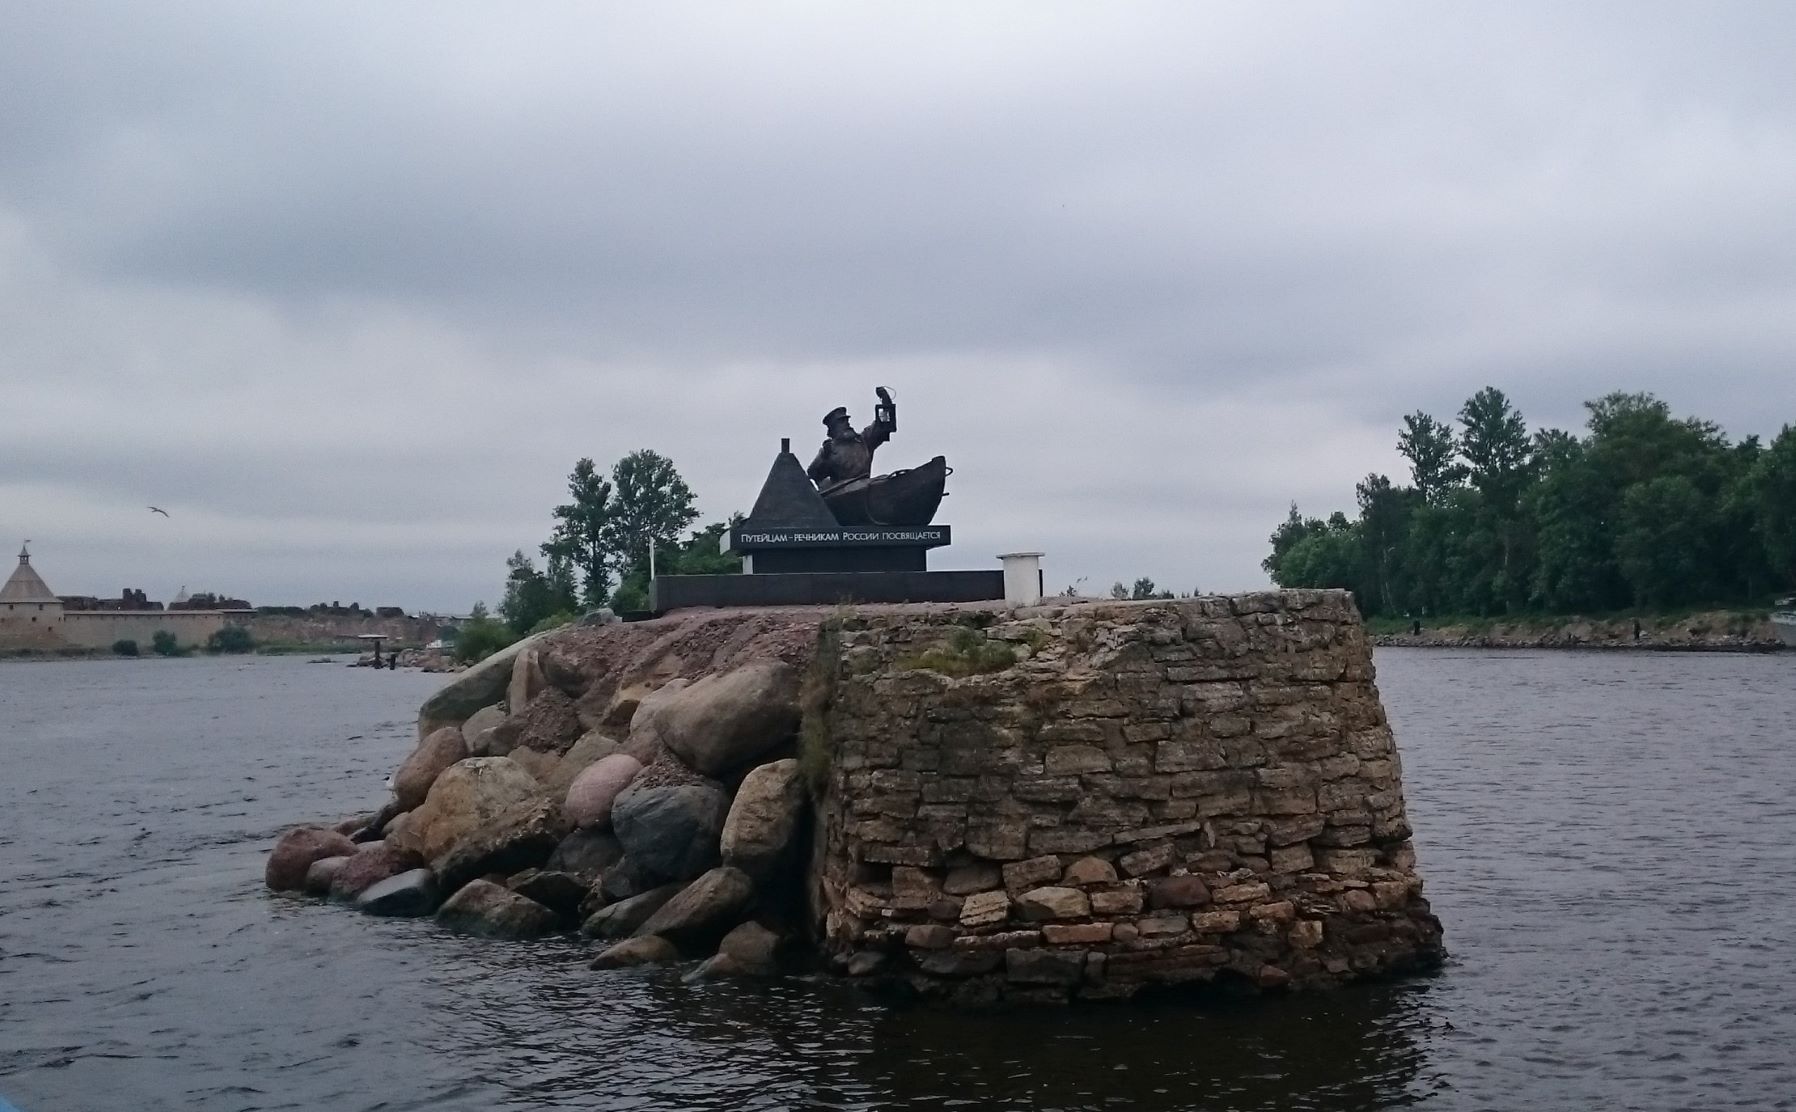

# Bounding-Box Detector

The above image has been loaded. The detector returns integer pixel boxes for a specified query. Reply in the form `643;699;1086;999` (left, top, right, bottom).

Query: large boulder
719;759;804;881
431;797;568;890
598;855;658;902
590;935;678;969
329;843;423;901
435;879;558;939
416;629;558;736
506;747;560;783
611;779;729;882
461;704;510;757
580;883;684;938
508;646;549;715
620;679;691;758
392;726;469;811
634;867;755;946
565;754;644;830
633;664;800;777
717;921;782;972
303;855;352;895
266;826;359;892
356;869;441;917
389;757;542;864
541;731;623;797
506;869;589;920
545;828;624;879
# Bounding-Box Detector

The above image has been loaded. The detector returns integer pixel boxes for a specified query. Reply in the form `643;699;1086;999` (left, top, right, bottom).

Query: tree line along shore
1262;389;1795;640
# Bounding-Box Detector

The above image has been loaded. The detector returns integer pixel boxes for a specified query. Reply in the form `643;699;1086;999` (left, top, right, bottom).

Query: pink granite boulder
564;753;644;830
266;826;359;892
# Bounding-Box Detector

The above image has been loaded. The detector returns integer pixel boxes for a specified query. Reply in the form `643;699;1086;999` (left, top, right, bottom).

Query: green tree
1354;473;1417;615
602;450;700;580
1459;387;1534;513
1262;503;1325;579
151;630;180;656
206;626;255;654
610;521;742;613
112;639;139;656
1397;412;1464;503
1457;387;1537;612
453;603;516;664
542;457;614;608
1748;425;1796;587
1272;518;1366;597
1613;475;1714;606
499;549;577;634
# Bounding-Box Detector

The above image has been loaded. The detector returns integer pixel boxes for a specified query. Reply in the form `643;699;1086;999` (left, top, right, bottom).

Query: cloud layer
4;3;1793;610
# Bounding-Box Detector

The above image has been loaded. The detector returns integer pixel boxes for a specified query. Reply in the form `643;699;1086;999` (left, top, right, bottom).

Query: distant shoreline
1370;608;1785;653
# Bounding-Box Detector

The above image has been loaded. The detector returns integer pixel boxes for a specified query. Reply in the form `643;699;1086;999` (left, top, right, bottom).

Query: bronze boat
820;455;950;527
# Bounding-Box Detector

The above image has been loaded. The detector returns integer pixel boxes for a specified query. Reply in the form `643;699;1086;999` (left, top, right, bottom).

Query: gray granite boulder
611;780;729;882
415;629;557;736
635;663;800;777
580;883;684;939
717;920;782;972
634;866;754;946
461;703;509;757
590;935;678;969
507;645;548;717
435;879;558;939
545;828;624;880
506;868;588;919
357;869;441;917
266;826;359;892
719;759;804;881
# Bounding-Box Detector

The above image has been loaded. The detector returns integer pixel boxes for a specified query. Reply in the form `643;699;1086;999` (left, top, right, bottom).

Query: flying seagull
148;506;169;517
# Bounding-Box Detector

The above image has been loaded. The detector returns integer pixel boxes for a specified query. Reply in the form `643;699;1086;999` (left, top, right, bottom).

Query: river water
2;649;1794;1111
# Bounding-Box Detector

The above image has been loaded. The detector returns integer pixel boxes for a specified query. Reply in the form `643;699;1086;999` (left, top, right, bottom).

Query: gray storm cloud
2;2;1793;610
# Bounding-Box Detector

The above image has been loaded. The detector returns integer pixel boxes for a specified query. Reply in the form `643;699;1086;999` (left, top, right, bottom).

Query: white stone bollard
997;552;1044;607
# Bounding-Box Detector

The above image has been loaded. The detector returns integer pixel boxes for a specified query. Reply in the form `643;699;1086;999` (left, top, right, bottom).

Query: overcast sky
4;3;1794;612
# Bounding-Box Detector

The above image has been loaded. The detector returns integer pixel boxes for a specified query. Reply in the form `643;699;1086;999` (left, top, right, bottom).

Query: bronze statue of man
806;387;896;489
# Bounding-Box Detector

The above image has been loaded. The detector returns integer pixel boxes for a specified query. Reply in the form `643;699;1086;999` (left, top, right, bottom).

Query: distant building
0;543;248;651
1;544;65;647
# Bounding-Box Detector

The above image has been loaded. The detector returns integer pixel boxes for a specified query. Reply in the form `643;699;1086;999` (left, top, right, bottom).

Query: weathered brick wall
811;590;1444;1004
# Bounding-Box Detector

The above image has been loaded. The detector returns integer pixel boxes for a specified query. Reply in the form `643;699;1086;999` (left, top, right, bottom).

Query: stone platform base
810;591;1445;1003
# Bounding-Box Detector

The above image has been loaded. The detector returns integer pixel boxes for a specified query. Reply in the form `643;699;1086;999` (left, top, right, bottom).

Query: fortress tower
0;543;67;645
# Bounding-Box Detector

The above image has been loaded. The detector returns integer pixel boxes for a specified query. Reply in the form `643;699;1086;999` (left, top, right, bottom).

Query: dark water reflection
3;650;1794;1110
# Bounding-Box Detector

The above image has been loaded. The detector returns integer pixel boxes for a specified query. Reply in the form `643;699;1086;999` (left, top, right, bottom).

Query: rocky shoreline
267;595;1445;1005
1373;610;1784;653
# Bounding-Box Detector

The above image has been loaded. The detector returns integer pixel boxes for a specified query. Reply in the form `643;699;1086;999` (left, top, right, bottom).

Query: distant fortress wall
246;613;449;647
59;610;243;649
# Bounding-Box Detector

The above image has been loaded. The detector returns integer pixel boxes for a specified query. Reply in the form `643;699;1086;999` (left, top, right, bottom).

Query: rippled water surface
3;650;1795;1111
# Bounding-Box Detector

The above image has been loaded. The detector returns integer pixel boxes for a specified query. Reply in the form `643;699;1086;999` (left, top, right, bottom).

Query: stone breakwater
264;592;1442;1005
813;592;1442;1003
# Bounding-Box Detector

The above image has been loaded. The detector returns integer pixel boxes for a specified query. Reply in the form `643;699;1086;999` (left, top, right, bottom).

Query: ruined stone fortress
0;544;249;651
